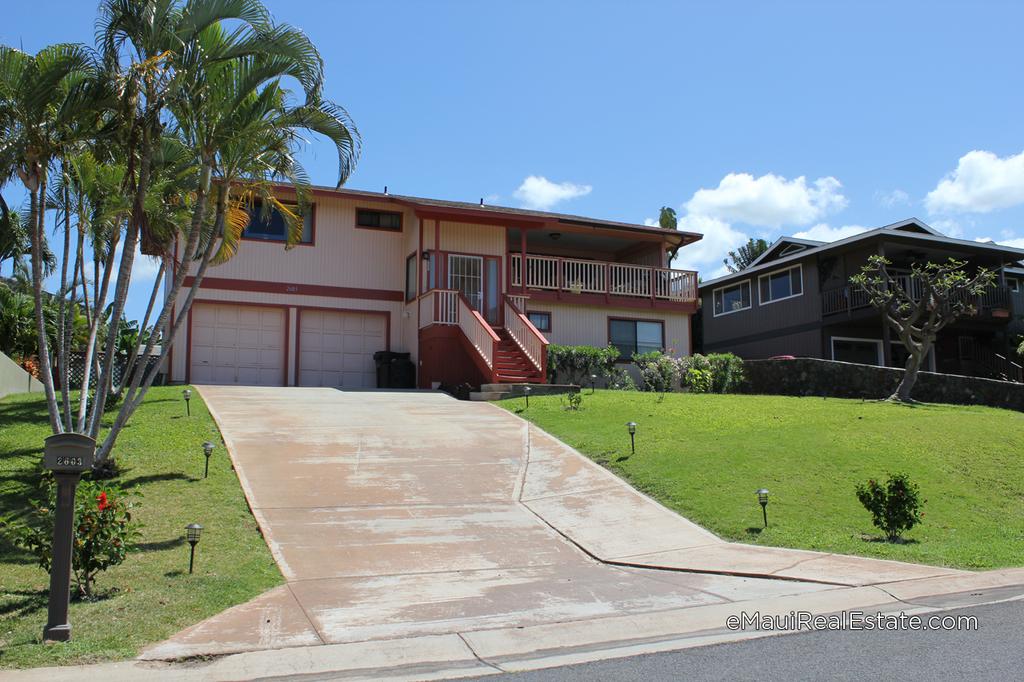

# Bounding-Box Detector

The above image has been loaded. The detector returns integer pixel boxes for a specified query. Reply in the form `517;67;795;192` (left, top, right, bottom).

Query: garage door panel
190;303;285;386
299;310;385;388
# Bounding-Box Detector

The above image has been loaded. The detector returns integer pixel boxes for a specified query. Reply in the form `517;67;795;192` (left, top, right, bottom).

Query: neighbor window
405;254;417;302
609;319;663;357
526;311;551;332
712;281;752;316
758;264;803;304
243;202;313;243
1009;278;1020;293
356;208;402;231
831;337;882;366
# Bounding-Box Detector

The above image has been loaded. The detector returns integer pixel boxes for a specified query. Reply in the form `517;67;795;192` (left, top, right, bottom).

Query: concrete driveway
142;386;967;663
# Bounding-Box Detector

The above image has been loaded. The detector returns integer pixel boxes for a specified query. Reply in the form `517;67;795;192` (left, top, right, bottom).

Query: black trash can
373;351;413;388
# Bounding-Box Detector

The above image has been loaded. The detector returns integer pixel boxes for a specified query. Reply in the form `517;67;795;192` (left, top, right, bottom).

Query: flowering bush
5;479;140;598
855;473;924;542
633;351;680;396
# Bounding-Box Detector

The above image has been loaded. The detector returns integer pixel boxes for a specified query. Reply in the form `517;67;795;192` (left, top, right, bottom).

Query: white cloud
669;214;750;275
925;150;1024;214
875;189;910;208
683;172;847;228
513;175;592;210
792;223;871;243
928;217;964;238
977;235;1024;249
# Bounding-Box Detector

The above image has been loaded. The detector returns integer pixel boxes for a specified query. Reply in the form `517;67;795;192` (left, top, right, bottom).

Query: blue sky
4;0;1024;321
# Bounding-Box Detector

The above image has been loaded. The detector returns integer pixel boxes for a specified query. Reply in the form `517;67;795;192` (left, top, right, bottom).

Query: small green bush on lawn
504;391;1024;569
0;387;282;669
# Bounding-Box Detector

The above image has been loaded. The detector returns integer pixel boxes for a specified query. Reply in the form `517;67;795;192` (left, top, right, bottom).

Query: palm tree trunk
119;260;164;391
28;173;62;433
56;169;73;430
77;228;119;432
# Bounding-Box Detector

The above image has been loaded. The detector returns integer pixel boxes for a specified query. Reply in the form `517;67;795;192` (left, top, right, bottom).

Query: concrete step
469;390;510;401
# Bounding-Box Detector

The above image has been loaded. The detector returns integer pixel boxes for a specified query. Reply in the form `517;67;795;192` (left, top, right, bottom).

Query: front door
448;254;484;312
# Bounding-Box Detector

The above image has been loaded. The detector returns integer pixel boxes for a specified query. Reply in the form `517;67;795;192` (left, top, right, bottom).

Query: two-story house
164;186;702;390
701;219;1024;381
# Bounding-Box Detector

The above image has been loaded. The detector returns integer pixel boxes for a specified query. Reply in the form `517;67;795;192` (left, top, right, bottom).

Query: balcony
823;281;1013;318
509;254;698;303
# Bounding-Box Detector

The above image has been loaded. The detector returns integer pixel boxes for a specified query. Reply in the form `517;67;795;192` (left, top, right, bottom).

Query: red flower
97;492;110;511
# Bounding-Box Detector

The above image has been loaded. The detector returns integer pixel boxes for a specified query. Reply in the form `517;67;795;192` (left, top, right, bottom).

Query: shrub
679;353;745;393
546;344;620;385
633;351;680;396
5;479;140;598
562;389;583;411
606;366;637;391
855;473;924;542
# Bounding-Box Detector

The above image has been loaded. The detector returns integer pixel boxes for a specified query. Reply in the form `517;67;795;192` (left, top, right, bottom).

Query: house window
527;311;551;332
1009;278;1020;292
243;202;313;243
405;254;417;302
831;337;883;366
609;319;663;358
758;264;803;304
356;208;402;231
712;281;751;316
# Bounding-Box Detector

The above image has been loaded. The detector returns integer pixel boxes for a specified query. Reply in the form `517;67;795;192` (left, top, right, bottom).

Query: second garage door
298;310;385;388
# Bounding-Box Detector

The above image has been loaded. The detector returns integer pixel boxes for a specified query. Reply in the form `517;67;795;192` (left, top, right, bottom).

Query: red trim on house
185;299;290;386
525;288;698;313
184;276;404;302
293;306;391;387
354;206;404;233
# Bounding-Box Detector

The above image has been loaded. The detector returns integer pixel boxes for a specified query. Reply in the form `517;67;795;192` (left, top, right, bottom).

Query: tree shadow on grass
136;536;185;552
120;471;197;489
0;588;47;619
861;534;920;545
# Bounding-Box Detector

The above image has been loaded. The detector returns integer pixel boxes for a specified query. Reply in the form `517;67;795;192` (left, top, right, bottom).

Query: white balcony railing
418;289;458;328
457;295;497;370
509;254;697;302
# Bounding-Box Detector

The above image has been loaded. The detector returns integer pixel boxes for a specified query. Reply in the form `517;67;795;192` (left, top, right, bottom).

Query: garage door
298;310;385;388
190;303;285;386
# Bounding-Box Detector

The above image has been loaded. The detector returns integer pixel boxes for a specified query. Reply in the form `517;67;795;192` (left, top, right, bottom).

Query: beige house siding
195;194;413;293
438;221;505;260
523;301;691;358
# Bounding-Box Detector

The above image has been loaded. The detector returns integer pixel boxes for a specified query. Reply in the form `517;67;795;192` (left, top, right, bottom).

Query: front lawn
504;391;1024;569
0;387;282;669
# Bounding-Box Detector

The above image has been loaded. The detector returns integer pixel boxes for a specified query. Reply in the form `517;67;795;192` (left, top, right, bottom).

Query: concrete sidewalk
9;386;1023;681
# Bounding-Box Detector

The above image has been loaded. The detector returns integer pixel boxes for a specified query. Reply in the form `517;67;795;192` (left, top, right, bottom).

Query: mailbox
43;433;96;473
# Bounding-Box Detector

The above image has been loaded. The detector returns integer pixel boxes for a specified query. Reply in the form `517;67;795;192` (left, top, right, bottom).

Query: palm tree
0;43;103;432
724;238;770;273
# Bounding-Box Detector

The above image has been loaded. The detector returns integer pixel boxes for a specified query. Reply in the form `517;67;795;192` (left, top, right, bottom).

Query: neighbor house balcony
822;280;1014;319
508;254;698;305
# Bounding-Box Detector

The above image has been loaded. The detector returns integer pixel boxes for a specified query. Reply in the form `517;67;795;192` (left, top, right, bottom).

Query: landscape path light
202;441;215;479
757;488;770;528
524;385;531;409
186;523;203;574
182;388;192;417
626;421;637;455
590;374;597;394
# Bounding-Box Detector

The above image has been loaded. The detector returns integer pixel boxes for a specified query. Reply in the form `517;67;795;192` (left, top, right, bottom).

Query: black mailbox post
42;432;95;642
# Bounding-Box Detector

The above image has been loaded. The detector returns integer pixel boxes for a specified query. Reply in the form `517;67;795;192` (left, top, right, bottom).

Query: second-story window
758;264;803;304
712;281;751;316
356;208;403;232
243;202;314;243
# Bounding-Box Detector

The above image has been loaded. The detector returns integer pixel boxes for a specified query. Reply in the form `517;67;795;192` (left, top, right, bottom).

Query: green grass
0;387;282;669
503;391;1024;570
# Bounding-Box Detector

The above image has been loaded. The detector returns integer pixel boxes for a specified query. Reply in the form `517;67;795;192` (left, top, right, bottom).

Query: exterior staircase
493;328;545;384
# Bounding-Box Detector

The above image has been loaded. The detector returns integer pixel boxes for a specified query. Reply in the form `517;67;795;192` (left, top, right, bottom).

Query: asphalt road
466;600;1024;681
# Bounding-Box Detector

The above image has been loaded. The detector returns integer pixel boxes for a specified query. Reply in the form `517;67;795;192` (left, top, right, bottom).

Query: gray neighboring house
701;219;1024;381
